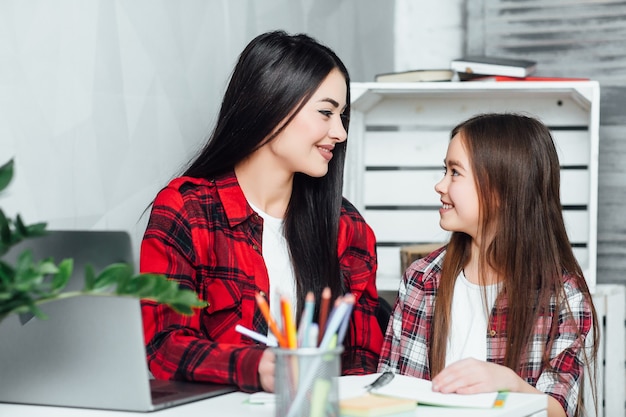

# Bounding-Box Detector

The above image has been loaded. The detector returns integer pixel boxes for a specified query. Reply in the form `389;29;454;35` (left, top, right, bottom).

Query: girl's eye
451;169;460;176
319;110;333;117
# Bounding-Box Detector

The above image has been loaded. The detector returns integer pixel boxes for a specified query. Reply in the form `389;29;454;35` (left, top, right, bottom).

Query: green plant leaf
0;159;14;193
83;264;96;291
0;209;10;249
92;263;133;291
50;259;73;293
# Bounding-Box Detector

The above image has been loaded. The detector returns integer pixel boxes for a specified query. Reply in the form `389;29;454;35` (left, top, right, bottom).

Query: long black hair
183;30;350;317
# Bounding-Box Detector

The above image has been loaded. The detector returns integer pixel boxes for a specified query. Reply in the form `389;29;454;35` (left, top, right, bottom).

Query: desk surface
0;374;547;417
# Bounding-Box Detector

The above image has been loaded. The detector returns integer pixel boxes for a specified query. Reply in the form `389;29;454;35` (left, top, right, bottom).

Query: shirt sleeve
140;185;265;392
338;200;383;374
534;278;594;417
377;272;408;373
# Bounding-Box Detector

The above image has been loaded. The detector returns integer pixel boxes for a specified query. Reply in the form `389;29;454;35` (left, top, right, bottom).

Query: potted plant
0;158;206;323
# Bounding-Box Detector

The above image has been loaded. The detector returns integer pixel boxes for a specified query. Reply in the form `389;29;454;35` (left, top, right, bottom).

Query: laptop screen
0;230;236;411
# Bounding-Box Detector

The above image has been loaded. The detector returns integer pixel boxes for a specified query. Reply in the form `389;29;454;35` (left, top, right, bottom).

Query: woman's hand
258;349;276;392
431;358;522;394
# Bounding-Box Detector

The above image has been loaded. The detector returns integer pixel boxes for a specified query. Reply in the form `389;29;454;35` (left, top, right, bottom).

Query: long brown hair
429;113;598;415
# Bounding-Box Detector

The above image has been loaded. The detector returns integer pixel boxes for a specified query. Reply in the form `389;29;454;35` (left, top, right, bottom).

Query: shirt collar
214;170;257;228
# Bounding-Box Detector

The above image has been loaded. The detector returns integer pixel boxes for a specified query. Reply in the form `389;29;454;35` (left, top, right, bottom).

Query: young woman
140;30;382;393
378;113;598;417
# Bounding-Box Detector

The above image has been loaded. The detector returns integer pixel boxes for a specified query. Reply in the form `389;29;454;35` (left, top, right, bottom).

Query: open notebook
0;230;236;411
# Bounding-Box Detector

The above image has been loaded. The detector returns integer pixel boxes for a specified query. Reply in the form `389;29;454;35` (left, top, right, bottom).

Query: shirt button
253;244;258;251
489;329;497;337
206;302;211;307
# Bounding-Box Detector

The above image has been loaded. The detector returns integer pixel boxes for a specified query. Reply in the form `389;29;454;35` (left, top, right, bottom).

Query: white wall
0;0;394;267
394;0;464;70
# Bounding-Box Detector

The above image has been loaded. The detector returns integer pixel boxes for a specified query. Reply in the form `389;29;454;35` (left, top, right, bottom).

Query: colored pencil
317;287;331;345
255;292;287;348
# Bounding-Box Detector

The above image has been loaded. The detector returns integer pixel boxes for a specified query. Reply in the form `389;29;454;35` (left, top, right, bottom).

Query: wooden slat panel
365;209;589;243
364;210;450;243
363;129;590;167
364;169;589;206
363;93;591;126
552;130;592;165
376;245;590;291
364;130;449;166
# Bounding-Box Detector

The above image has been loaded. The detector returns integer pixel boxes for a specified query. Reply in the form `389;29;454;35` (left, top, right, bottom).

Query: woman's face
266;68;348;178
434;133;481;239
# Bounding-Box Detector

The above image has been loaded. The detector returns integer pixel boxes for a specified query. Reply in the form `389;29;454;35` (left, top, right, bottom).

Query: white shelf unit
346;81;626;417
346;81;600;293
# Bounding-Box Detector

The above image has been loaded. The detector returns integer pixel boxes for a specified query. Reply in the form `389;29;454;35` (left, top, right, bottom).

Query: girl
140;30;383;393
378;113;598;417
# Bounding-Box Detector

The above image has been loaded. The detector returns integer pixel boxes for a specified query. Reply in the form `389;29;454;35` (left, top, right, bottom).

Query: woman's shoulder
340;197;362;217
156;176;215;197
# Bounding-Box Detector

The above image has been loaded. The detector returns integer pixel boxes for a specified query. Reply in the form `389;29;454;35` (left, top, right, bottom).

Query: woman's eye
451;169;459;176
319;110;333;117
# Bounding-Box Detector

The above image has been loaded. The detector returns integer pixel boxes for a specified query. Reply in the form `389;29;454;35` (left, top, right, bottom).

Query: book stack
374;69;454;82
450;55;537;78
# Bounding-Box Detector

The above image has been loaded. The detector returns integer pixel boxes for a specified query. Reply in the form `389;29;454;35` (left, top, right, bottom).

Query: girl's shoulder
403;246;446;288
560;272;591;300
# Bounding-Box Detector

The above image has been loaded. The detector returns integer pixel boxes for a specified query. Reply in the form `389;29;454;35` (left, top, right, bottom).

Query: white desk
0;374;548;417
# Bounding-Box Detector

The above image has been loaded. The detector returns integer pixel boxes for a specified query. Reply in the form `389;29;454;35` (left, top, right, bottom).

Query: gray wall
466;0;626;285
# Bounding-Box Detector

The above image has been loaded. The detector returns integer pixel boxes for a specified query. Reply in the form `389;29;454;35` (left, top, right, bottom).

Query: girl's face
266;68;348;178
435;133;481;239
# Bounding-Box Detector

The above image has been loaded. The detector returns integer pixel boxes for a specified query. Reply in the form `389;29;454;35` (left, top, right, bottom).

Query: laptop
0;230;237;412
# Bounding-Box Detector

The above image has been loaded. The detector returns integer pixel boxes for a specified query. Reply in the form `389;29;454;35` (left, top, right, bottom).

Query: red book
494;75;589;82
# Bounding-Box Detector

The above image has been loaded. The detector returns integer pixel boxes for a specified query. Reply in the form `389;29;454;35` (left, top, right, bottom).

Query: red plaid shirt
379;247;594;417
141;172;382;392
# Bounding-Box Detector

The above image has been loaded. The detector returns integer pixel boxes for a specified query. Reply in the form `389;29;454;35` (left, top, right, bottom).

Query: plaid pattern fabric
378;247;593;417
141;171;382;392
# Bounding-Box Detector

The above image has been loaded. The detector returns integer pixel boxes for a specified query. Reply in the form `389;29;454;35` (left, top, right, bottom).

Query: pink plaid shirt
378;247;593;417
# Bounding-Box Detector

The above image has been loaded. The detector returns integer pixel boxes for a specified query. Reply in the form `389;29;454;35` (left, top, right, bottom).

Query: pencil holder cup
273;346;343;417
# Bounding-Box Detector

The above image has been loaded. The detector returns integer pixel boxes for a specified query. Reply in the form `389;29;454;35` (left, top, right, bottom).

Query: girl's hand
431;358;521;394
258;349;276;392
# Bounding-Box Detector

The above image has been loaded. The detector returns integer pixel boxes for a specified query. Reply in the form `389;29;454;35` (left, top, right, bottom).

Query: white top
446;271;500;366
248;202;296;343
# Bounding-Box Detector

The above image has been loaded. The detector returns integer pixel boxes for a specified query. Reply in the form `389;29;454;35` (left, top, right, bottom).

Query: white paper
370;373;498;408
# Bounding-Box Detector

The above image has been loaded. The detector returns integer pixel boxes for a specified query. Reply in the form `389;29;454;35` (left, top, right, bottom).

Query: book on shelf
450;55;537;78
460;74;590;83
340;393;417;417
374;69;454;82
493;75;590;82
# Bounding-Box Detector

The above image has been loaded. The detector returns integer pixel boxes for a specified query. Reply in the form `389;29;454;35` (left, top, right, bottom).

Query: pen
297;291;315;347
280;295;297;349
235;324;277;347
364;371;395;392
317;287;331;345
319;298;351;350
255;292;288;348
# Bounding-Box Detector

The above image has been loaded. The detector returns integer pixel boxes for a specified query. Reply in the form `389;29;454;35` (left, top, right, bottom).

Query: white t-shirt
445;271;501;367
248;202;296;343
